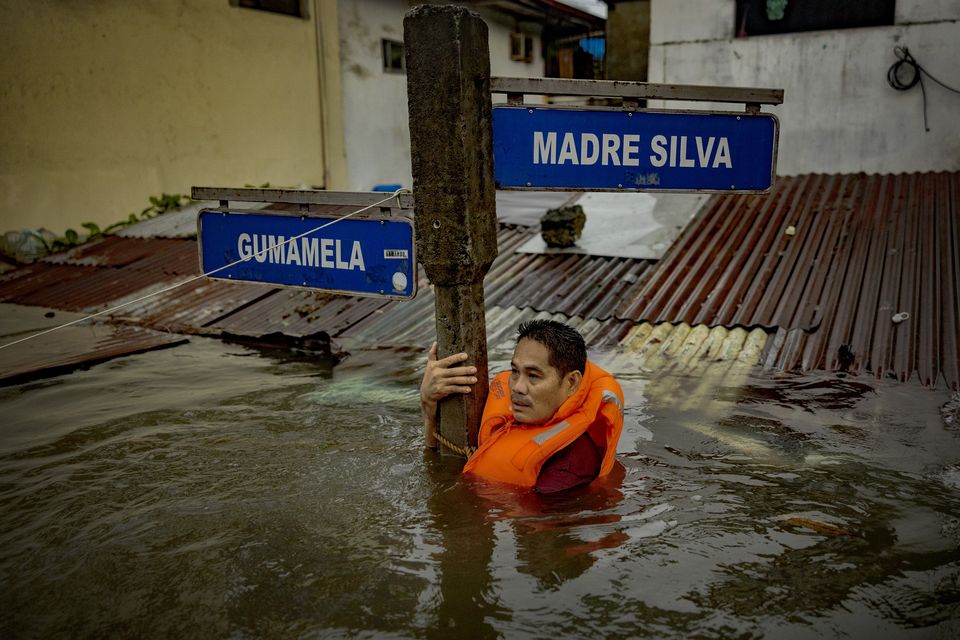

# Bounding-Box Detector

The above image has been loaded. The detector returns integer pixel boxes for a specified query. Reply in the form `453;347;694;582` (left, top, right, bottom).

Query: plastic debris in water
1;229;57;263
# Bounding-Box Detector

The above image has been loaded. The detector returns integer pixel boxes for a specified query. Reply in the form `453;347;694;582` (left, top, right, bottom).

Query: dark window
510;33;535;63
382;39;405;73
548;33;605;80
231;0;306;18
735;0;895;37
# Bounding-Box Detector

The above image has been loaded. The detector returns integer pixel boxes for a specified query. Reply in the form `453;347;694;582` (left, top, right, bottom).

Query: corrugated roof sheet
338;224;654;339
112;200;269;239
488;250;652;319
615;322;769;375
616;172;959;389
342;302;632;352
207;289;391;339
0;237;200;313
494;190;574;226
0;263;178;312
113;202;204;239
0;323;186;386
3;171;955;389
42;235;158;267
43;236;197;273
335;223;651;345
107;277;276;333
0;263;95;303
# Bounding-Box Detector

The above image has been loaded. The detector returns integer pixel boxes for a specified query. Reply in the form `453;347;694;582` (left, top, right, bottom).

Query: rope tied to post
431;430;476;458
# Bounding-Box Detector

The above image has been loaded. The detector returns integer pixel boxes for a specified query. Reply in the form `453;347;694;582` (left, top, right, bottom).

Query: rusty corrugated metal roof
0;263;96;303
107;278;276;333
0;263;181;312
1;210;644;383
617;172;959;389
1;210;652;339
42;236;156;267
0;322;186;386
4;172;955;389
488;251;652;319
342;301;632;352
0;237;199;312
336;224;650;346
43;236;197;274
113;203;204;239
207;289;392;338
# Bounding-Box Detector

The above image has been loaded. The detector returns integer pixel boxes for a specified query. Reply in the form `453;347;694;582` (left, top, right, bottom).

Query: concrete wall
337;0;542;191
485;13;543;79
337;0;411;191
0;0;331;233
606;0;650;81
648;0;960;175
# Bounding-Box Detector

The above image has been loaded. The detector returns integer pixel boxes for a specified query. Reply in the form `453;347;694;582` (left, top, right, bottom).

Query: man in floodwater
420;319;624;493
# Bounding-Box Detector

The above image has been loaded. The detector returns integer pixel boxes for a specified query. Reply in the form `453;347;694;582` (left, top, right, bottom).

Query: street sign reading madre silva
493;106;778;192
198;210;416;299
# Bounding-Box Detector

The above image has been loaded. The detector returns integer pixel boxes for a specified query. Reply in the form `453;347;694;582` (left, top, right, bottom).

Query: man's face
509;338;576;424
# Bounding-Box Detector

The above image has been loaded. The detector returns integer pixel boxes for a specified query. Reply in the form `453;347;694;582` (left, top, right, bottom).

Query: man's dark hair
516;319;587;376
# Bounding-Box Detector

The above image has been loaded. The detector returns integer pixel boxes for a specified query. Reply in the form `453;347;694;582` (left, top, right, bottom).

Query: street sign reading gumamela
493;106;779;192
198;210;416;299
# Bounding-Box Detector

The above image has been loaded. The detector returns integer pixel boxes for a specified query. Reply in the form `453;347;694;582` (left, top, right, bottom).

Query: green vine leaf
41;191;190;256
81;222;101;237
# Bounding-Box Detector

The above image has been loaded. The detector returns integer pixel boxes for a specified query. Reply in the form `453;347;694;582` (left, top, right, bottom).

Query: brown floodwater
1;337;958;638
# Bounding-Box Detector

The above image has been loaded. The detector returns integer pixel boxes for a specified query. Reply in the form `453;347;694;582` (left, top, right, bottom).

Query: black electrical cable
886;46;960;132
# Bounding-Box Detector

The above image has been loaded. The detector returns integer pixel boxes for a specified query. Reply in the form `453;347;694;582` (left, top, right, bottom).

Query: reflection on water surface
1;338;958;638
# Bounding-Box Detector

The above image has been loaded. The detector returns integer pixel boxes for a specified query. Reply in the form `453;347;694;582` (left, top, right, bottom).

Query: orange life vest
462;361;624;487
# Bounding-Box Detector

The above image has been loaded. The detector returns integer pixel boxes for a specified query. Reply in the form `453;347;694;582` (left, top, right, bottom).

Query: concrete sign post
404;5;498;454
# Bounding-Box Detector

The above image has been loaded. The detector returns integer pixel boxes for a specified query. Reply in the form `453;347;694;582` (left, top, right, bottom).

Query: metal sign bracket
192;187;415;214
490;77;784;111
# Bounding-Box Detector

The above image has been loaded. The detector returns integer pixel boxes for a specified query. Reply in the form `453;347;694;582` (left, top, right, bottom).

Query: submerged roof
0;172;957;389
618;172;959;388
0;304;186;385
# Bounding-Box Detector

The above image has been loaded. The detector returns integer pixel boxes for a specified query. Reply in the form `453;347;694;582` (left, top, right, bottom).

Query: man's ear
563;370;583;398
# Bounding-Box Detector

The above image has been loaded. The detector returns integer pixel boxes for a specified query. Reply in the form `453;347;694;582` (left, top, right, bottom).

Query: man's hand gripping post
420;342;478;449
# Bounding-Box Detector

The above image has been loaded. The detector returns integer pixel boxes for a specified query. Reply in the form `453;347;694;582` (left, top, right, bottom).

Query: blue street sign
493;106;778;192
198;210;416;299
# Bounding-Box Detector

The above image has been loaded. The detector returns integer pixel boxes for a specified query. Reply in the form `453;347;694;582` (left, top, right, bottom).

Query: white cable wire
0;189;410;351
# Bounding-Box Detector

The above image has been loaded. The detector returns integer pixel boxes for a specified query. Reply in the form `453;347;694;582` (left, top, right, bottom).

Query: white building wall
337;0;542;191
338;0;411;191
485;15;543;78
648;0;960;175
895;0;960;24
